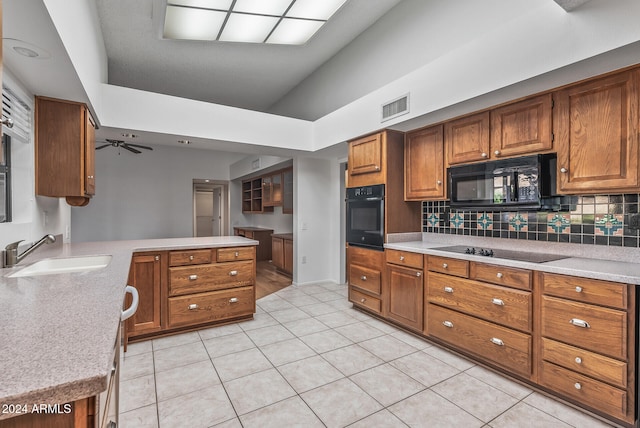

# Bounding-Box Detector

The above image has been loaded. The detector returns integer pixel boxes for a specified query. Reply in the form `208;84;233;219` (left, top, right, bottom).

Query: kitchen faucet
3;234;56;268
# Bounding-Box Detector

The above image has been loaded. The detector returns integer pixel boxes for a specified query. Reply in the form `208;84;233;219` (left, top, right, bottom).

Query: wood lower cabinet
555;69;640;193
385;249;423;331
233;227;273;261
404;125;445;200
125;245;256;346
348;246;385;315
271;234;293;276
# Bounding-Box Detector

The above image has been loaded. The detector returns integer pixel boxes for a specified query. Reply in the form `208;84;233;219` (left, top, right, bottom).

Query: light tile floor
119;282;615;428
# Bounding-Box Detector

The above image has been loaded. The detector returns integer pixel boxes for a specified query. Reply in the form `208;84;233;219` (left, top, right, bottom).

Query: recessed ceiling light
163;0;348;45
4;38;51;59
178;139;191;144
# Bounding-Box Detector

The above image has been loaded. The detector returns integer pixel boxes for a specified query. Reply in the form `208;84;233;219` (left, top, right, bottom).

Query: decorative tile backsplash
423;194;640;248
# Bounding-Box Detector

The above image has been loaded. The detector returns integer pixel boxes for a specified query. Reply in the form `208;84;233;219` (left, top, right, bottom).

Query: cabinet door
386;264;423;331
555;70;639;193
84;109;95;196
272;237;284;269
283;168;293;214
445;111;490;165
490;93;553;158
405;125;444;200
348;133;384;185
283;238;293;274
126;253;163;337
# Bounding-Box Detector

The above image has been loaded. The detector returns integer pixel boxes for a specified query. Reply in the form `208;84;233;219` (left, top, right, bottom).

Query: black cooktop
434;245;569;264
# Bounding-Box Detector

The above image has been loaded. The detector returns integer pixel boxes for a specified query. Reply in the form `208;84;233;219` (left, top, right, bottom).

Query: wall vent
381;93;409;122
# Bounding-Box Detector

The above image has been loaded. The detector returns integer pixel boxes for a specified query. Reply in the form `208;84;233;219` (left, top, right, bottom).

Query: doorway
193;180;229;237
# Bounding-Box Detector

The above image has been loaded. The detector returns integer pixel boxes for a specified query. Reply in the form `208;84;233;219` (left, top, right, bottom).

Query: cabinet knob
235;251;239;257
494;150;501;156
490;337;504;346
442;263;448;269
575;286;583;293
111;361;117;375
229;297;239;303
188;304;199;310
361;275;367;281
189;255;194;261
574;383;582;390
575;357;582;364
416;271;422;277
496;272;503;279
437;180;442;185
492;298;505;306
442;320;454;328
229;270;238;276
481;152;488;158
444;286;454;293
155;256;159;261
87;175;94;179
569;318;590;328
360;298;366;303
189;274;198;281
400;256;405;261
374;165;380;170
560;167;568;173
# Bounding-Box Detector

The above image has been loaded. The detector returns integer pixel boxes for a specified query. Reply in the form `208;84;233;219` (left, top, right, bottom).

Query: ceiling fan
96;139;153;154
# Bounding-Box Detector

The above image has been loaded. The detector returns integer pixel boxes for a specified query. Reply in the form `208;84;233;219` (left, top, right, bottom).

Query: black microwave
448;154;557;210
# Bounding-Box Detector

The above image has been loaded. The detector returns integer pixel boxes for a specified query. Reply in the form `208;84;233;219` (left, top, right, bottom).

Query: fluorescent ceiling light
267;18;324;45
219;14;279;43
163;0;349;45
164;6;226;40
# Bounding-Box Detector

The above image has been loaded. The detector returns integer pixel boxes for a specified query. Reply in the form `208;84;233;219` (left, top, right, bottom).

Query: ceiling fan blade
122;144;141;154
96;144;111;150
126;143;153;150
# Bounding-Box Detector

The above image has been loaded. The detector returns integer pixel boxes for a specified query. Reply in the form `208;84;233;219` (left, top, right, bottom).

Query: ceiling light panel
267;18;324;45
164;6;226;40
233;0;293;16
286;0;348;20
169;0;232;9
219;13;280;43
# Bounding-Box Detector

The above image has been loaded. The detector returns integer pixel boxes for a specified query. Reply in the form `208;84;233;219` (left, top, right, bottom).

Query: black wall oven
346;184;384;250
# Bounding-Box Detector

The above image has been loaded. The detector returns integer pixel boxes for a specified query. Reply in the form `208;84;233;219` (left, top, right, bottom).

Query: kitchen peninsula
0;235;257;427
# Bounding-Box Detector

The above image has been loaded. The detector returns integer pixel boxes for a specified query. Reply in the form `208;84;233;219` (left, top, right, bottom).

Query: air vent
2;86;32;141
381;93;409;122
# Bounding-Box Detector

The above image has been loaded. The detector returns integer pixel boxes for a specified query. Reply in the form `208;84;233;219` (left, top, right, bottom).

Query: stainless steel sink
7;255;112;277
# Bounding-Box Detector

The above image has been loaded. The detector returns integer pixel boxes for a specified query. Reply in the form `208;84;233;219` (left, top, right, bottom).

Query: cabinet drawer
169;249;212;266
349;287;382;314
348;245;384;270
427;304;531;377
386;249;423;269
427;255;469;278
541;338;627;389
350;264;381;295
168;286;254;327
541;296;626;360
539;361;626;420
470;262;531;291
217;246;255;262
169;260;255;297
542;273;627;309
427;272;531;332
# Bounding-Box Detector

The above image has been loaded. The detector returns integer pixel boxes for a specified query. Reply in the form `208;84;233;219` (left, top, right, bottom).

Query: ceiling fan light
267;18;324;45
286;0;348;20
163;5;226;40
219;13;279;43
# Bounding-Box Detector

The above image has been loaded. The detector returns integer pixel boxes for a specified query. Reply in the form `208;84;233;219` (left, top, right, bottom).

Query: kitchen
2;0;640;427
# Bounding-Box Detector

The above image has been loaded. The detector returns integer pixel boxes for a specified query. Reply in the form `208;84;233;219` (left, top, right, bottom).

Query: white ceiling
95;0;403;115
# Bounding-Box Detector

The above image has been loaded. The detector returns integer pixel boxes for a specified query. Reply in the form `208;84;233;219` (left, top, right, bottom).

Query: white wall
0;69;70;249
71;145;244;242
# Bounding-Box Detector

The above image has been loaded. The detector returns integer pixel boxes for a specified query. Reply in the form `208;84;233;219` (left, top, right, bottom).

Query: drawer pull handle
400;256;405;261
444;286;454;293
496;272;503;279
490;337;504;346
569;318;590;328
229;297;239;303
416;272;422;277
492;298;505;306
442;320;453;328
442;263;448;269
188;304;199;310
189;255;194;261
229;270;238;276
361;275;367;281
360;298;366;303
235;251;239;257
575;286;583;293
574;382;582;390
189;274;198;281
575;357;582;364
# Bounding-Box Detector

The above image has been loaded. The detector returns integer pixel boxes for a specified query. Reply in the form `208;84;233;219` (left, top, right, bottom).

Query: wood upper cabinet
282;168;293;214
490;93;553;158
263;172;282;207
404;125;445;200
35;96;96;205
445;111;490;165
348;132;385;186
126;252;163;339
554;69;640;193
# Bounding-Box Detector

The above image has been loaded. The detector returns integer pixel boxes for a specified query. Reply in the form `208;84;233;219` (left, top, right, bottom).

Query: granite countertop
0;236;258;419
385;238;640;285
271;233;293;240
